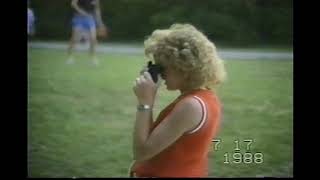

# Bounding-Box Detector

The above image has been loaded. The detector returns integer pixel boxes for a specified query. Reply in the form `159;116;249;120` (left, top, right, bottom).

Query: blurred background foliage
30;0;292;46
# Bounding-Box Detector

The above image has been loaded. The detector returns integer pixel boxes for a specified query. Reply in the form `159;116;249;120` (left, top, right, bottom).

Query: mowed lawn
28;48;293;177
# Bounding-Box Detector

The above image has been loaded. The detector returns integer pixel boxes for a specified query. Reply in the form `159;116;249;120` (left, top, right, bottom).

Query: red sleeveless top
130;89;221;177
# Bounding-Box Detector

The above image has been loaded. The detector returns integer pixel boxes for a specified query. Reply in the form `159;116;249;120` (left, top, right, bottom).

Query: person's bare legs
28;40;30;60
67;28;82;64
88;27;98;65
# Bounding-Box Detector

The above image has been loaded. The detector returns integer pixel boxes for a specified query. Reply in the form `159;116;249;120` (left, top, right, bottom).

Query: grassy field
28;48;293;178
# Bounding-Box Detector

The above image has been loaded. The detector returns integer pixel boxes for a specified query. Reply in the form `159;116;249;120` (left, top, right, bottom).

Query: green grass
28;48;293;177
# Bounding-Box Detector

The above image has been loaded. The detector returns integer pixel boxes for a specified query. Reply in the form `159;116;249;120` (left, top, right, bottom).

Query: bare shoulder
177;96;203;114
170;96;203;132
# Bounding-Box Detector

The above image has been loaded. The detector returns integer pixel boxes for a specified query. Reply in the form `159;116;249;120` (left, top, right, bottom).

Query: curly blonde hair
144;24;227;90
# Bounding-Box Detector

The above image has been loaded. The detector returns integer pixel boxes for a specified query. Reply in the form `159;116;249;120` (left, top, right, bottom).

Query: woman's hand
133;71;159;106
139;66;148;75
97;24;108;38
140;65;163;87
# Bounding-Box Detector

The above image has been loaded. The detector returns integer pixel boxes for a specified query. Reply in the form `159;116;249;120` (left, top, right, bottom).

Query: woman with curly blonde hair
130;24;227;177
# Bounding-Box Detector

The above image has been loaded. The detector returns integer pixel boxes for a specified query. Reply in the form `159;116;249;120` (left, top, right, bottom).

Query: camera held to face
147;61;164;83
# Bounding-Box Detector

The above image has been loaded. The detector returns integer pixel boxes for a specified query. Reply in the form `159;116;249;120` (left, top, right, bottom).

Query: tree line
30;0;293;46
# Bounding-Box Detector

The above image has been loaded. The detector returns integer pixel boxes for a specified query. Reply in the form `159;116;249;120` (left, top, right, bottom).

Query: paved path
29;41;293;60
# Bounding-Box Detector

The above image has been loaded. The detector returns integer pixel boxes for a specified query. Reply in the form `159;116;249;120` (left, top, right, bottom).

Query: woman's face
161;65;185;91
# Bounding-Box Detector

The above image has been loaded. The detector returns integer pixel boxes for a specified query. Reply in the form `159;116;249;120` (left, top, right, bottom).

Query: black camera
147;61;164;83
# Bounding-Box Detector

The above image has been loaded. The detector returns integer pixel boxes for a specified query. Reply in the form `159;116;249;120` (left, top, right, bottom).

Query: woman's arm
133;97;202;162
94;0;104;27
71;0;91;17
133;105;154;161
132;72;203;162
